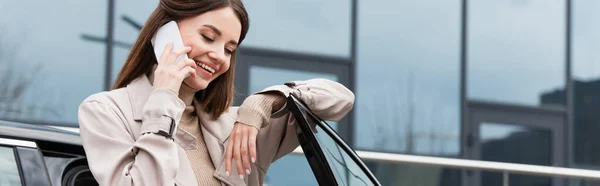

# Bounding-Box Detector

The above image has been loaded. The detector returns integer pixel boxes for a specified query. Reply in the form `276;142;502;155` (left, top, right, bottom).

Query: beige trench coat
78;75;354;186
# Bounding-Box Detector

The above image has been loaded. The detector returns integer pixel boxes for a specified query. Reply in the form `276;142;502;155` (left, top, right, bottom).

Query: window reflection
467;0;566;107
356;0;461;155
312;121;375;186
479;122;552;186
292;97;376;185
571;0;600;169
0;146;21;186
0;1;107;125
43;155;79;186
242;0;351;57
111;0;159;85
264;154;318;186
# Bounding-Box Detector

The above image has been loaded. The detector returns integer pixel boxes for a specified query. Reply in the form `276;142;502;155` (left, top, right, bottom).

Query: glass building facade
1;0;600;185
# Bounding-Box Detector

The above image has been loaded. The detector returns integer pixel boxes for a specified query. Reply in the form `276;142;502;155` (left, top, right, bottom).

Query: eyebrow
203;24;239;46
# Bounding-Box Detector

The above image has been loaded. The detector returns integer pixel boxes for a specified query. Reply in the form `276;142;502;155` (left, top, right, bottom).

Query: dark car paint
0;120;82;146
0;120;88;186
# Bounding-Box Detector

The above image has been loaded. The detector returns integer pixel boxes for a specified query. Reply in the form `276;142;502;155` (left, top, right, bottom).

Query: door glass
263;154;318;186
293;100;376;186
0;146;21;186
313;123;376;186
479;122;552;186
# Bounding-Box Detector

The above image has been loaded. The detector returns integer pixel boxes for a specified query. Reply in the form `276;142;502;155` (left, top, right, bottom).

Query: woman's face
178;6;242;90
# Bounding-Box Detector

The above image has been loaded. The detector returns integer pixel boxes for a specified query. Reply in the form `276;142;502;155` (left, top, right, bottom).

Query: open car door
287;94;382;186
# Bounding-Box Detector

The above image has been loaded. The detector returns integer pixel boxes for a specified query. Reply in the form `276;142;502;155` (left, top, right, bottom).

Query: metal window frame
104;0;115;91
0;138;37;148
465;100;566;186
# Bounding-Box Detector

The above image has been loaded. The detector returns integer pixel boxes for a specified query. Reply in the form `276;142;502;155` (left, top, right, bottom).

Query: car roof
0;120;82;146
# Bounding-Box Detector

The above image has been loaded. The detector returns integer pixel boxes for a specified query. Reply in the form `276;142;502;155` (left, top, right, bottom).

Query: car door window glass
0;146;21;186
296;103;376;186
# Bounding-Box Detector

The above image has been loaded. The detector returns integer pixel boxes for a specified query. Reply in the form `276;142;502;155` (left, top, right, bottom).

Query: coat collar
127;75;153;121
126;75;235;143
126;75;245;185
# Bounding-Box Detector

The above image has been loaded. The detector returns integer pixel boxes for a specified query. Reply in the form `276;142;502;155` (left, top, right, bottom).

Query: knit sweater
163;75;285;185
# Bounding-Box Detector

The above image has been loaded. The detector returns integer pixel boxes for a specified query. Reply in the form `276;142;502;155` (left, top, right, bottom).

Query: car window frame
0;138;43;186
286;94;381;186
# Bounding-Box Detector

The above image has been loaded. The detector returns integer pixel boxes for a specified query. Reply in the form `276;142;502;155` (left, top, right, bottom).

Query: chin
184;78;210;91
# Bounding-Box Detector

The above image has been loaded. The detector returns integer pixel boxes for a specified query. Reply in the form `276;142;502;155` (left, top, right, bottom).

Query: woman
78;0;354;185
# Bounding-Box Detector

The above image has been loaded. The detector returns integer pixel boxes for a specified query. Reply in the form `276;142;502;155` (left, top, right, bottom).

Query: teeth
195;61;215;74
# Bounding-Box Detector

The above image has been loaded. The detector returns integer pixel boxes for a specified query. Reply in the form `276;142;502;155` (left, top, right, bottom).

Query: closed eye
225;48;233;55
202;35;214;42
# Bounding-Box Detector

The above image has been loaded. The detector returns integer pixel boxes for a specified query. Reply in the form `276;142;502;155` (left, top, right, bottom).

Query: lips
195;61;215;73
194;60;218;74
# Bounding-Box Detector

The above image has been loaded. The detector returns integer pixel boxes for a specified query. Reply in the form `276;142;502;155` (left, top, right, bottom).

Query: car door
0;137;51;186
286;94;382;186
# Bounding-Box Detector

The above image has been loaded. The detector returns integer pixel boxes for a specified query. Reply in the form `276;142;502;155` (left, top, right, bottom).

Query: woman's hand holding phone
152;42;197;93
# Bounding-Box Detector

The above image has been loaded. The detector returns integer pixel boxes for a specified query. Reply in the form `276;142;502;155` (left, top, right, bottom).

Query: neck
178;82;197;106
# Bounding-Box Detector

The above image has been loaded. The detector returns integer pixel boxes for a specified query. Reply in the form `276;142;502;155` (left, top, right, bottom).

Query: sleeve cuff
139;117;174;135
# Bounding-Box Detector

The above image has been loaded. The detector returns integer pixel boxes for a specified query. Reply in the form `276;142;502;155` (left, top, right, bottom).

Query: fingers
225;133;234;176
234;127;244;179
226;124;259;180
176;58;197;71
248;128;258;164
174;59;197;78
164;46;191;65
158;42;173;64
177;66;197;79
241;129;251;175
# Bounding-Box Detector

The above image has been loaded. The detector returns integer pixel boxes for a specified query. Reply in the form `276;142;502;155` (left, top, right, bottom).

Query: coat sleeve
253;78;355;169
78;89;184;186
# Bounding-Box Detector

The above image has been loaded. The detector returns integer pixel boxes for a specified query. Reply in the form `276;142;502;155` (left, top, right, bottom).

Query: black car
0;121;97;186
0;94;380;186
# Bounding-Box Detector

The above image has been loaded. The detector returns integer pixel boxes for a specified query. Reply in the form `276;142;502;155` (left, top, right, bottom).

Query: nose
207;50;225;65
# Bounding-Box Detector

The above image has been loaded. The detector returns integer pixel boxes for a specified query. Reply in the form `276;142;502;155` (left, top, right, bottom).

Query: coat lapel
126;75;245;185
195;96;246;186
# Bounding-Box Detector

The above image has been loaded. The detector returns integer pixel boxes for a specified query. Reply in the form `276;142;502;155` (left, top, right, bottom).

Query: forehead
184;7;242;43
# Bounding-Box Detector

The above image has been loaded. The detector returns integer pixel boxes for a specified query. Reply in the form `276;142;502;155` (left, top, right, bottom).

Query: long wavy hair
113;0;249;118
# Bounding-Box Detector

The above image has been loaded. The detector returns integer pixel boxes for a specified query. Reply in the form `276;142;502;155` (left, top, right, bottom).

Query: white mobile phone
151;21;188;64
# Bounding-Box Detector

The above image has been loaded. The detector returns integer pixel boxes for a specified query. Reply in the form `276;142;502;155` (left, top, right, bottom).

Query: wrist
236;107;264;129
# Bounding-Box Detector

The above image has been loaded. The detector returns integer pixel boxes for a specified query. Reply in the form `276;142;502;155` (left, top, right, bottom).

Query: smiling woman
78;0;355;186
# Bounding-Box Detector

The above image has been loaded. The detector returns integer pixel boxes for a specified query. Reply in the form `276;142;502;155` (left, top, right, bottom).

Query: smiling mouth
195;61;215;74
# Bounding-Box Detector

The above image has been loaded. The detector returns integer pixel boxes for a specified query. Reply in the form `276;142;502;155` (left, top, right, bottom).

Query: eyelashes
202;34;234;55
202;35;214;42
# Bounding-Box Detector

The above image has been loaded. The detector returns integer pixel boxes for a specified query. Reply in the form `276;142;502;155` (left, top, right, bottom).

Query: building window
572;0;600;168
0;1;107;125
242;0;352;57
467;0;566;107
355;0;461;156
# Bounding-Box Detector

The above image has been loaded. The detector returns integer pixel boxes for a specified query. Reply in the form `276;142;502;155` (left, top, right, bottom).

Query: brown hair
113;0;249;118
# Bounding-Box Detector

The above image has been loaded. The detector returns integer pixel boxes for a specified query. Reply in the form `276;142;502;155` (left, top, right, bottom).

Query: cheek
221;61;232;74
181;35;204;53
